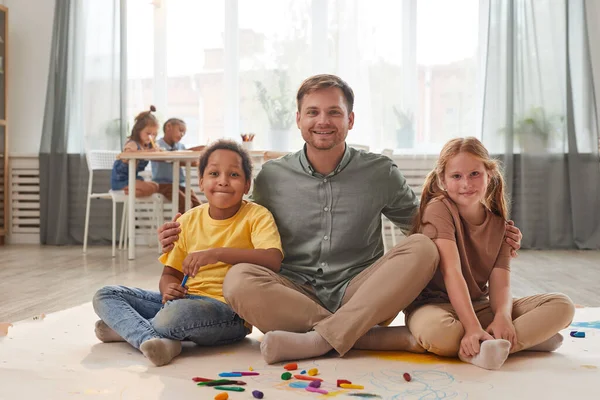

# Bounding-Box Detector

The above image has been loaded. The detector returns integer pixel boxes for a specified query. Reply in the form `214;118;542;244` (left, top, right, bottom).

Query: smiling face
442;152;491;210
296;87;354;153
200;149;251;220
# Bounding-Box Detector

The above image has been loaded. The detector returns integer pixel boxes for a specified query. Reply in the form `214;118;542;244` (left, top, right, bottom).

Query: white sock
459;339;511;370
260;330;333;364
527;333;564;352
140;338;182;366
353;326;426;353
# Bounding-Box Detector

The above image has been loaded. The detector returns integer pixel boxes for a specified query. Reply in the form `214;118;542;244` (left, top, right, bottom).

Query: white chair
83;150;163;257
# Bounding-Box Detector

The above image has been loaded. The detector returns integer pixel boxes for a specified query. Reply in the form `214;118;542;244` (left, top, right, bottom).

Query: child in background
111;106;159;197
403;137;575;370
151;118;202;213
93;139;283;366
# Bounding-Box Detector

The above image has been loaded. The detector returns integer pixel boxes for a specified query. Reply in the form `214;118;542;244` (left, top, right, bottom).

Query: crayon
293;375;323;381
218;372;242;377
213;386;245;392
192;377;212;382
341;383;365;389
198;379;245;386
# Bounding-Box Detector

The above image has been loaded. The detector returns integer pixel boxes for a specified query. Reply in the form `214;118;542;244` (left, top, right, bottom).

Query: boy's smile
200;149;251;220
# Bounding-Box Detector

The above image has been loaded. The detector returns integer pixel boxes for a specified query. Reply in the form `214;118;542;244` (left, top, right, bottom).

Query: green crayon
213;386;245;392
197;379;232;386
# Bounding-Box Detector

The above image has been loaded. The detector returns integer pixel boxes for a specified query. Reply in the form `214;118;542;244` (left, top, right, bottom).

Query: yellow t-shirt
158;201;283;303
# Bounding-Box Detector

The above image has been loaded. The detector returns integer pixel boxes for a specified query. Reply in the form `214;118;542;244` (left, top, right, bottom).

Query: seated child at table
151;118;202;213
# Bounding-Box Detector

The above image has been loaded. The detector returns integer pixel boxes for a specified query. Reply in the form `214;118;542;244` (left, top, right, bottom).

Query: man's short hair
296;74;355;113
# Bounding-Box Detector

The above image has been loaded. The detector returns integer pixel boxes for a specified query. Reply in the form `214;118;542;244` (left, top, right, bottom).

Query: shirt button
317;268;324;276
323;206;329;212
320;262;327;267
323;235;329;241
323;178;328;183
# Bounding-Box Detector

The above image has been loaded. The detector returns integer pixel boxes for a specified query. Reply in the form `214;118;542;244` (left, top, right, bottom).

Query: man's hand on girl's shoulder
505;220;522;257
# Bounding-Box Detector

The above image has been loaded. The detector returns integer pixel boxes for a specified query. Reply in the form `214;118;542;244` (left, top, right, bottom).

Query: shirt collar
298;143;353;177
160;138;177;151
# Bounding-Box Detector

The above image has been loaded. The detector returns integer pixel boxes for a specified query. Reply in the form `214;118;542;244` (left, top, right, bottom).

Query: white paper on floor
0;303;598;399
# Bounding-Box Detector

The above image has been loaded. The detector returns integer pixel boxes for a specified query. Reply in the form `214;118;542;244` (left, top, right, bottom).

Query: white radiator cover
9;156;40;244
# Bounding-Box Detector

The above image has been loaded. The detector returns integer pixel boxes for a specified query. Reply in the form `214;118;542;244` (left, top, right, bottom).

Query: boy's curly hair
198;140;253;183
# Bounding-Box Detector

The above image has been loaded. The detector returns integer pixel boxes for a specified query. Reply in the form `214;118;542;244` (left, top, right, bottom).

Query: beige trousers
223;234;439;356
405;293;575;357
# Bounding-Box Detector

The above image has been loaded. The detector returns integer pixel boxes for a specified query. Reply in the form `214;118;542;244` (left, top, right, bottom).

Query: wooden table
118;150;203;260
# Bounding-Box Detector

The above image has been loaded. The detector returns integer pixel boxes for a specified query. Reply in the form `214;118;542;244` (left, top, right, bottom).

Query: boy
151;118;202;213
93;139;283;366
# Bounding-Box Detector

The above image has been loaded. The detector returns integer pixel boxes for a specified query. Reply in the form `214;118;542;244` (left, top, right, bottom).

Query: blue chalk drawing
369;369;464;400
289;381;309;389
363;369;494;400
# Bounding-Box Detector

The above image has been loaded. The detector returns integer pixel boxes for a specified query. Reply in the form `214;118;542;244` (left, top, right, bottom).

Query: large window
126;0;480;153
238;0;312;151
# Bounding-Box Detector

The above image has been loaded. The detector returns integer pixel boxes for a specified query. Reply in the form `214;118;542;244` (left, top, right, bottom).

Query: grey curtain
39;0;77;245
39;0;124;245
481;0;600;249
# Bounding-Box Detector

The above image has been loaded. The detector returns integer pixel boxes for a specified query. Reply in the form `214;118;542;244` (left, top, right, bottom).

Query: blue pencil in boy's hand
181;275;189;287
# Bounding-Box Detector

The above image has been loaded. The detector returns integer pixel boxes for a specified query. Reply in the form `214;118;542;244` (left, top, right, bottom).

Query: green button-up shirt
252;145;418;312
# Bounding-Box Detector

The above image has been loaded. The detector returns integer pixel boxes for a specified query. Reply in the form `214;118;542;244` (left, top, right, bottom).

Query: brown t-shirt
414;197;511;305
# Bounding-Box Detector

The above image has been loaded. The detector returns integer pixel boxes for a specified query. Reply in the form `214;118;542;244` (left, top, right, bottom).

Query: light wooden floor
1;244;599;322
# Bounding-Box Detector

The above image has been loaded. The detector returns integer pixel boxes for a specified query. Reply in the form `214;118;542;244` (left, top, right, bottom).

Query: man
158;74;522;364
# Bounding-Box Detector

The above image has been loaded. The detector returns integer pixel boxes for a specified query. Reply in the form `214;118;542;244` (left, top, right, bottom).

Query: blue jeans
93;285;250;349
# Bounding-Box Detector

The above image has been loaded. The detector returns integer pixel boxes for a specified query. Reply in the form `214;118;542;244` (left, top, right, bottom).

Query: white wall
4;0;55;156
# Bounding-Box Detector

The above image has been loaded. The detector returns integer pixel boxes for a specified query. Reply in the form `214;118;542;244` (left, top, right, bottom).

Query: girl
110;106;160;197
94;140;283;366
403;137;575;370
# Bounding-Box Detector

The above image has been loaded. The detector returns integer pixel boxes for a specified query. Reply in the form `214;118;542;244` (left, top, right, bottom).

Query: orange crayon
294;375;323;382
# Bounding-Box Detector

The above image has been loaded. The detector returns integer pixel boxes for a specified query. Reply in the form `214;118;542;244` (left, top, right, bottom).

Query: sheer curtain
125;0;479;154
39;0;124;245
481;0;600;249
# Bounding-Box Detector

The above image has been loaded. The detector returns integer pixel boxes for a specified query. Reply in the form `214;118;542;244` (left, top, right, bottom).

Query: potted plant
255;70;296;151
510;107;563;152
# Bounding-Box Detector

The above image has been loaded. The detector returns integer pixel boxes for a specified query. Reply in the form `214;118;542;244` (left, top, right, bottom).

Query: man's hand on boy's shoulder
158;213;182;253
